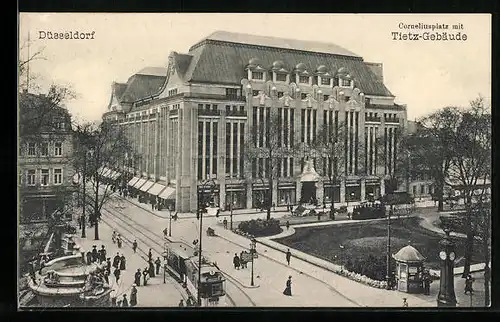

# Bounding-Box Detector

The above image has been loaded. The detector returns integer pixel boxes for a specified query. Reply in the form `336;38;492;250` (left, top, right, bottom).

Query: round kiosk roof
392;245;426;263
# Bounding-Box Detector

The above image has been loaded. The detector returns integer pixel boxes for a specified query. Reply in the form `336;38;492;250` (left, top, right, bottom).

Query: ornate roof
120;71;166;103
175;31;393;96
392;245;426;263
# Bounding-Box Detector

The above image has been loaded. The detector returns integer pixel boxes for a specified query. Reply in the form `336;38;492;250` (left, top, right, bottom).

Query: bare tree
73;121;133;240
244;112;286;220
18;37;46;93
446;96;491;277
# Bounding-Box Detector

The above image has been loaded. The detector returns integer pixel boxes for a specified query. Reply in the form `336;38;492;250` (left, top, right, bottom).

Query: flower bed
236;218;282;238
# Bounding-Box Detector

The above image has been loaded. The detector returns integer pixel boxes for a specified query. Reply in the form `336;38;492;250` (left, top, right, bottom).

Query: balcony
226;110;247;117
365;116;381;122
198;109;221;116
385;117;400;123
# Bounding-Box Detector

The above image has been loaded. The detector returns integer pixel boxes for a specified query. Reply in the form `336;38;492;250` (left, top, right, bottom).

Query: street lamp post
230;193;234;230
437;228;457;307
168;207;173;237
88;149;100;241
250;239;256;286
386;201;392;290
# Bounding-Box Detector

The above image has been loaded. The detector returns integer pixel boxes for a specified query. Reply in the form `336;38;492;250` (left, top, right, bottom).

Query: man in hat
106;258;112;272
99;245;106;264
86;251;92;266
119;254;126;270
286;249;292;266
134;268;142;286
113;252;120;269
155;257;161;275
148;259;155;278
148;249;153;262
132;240;138;253
142;267;149;286
91;245;98;262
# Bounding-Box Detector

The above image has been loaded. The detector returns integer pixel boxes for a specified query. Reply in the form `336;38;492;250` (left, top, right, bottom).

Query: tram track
111;195;361;307
100;203;255;307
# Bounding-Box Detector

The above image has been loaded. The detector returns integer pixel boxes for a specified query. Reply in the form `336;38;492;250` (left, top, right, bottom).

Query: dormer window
299;76;310;84
341;79;352;87
320;77;331;86
275;73;287;82
252;71;264;80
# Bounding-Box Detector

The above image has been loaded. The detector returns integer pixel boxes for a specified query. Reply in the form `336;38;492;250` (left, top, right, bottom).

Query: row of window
22;142;63;157
168;88;178;96
197;104;246;113
24;168;64;186
250;71;352;87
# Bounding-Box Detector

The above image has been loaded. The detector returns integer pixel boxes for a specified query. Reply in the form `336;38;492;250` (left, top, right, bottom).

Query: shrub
343;254;392;281
238;218;282;237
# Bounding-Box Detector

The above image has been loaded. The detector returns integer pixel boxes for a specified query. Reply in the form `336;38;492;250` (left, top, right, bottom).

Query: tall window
54;142;62;156
212;122;218;176
239;123;245;176
27;170;36;186
321;77;330;85
252;72;264;80
41;143;49;156
41;169;49;186
299;75;309;84
226;88;238;99
54;168;63;185
226;123;231;174
276;73;287;82
198;122;203;180
28;142;36;156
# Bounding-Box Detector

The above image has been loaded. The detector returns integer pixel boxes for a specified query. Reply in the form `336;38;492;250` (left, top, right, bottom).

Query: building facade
104;31;408;212
18;92;76;223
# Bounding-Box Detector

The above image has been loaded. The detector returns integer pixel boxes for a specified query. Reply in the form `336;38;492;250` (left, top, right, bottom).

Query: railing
385;117;400;123
365;116;381;122
198;109;221;116
226;110;247;117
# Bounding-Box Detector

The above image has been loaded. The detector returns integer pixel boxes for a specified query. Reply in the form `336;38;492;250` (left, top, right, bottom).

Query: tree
244;112;286;220
446;96;491;277
311;121;348;215
18;36;46;93
409;108;459;211
73;121;133;240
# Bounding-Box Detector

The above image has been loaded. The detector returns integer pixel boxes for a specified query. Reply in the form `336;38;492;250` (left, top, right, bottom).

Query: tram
163;240;227;307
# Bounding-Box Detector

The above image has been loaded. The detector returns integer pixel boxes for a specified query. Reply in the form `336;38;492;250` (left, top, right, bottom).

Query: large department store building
103;31;408;213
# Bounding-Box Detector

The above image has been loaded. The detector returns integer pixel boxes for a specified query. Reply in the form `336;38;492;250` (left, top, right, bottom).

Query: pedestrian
233;253;240;270
86;251;92;266
402;298;408;307
142;268;149;286
130;285;137;307
120;254;126;270
78;216;82;229
92;245;98;262
186;297;193;307
423;269;431;295
122;294;129;307
286;249;291;266
117;235;122;248
285;220;290;230
240;251;247;269
112;231;117;244
106;258;111;272
99;245;106;263
103;269;110;285
155;257;161;275
151;197;156;211
178;299;184;307
113;267;121;284
464;274;474;295
111;292;117;307
223;218;228;229
148;260;155;278
148;249;153;262
283;276;292;296
113;252;120;269
132;240;138;253
135;269;142;286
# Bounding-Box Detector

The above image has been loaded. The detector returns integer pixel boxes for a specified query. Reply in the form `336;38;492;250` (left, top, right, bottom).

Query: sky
19;13;491;123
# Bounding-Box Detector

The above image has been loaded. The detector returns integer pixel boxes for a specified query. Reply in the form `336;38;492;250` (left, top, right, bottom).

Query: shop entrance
299;158;320;205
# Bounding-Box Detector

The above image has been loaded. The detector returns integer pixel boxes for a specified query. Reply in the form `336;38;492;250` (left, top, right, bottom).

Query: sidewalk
73;219;189;307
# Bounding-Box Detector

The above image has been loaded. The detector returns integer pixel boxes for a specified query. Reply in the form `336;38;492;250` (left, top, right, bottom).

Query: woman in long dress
130;285;137;307
283;276;292;296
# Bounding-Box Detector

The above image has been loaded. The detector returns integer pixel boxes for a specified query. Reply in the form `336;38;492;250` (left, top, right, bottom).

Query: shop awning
139;180;155;192
128;177;140;187
133;178;147;189
159;187;176;200
147;182;166;196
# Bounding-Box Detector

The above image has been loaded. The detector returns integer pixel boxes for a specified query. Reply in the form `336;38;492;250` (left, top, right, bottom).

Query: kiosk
392;245;426;294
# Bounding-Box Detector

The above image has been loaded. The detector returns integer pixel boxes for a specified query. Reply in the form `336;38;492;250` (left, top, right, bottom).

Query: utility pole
81;151;86;238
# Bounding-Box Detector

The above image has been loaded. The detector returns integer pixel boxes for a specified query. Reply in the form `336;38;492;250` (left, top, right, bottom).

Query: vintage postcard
18;13;491;308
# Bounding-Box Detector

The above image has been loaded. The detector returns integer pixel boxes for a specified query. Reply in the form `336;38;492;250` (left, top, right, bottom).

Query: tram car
163;240;227;307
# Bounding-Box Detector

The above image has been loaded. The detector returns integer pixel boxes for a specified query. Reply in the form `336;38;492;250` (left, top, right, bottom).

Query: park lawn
275;217;485;270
